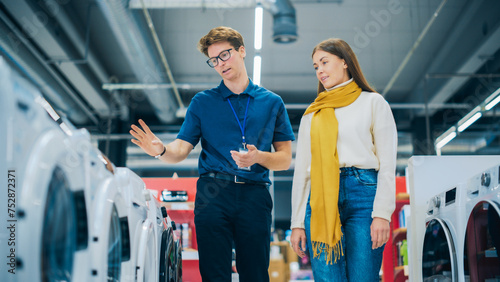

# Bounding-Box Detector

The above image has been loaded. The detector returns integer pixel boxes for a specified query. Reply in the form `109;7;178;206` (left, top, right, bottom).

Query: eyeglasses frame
206;48;234;68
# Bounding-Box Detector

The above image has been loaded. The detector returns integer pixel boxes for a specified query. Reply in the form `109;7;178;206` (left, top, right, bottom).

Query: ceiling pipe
3;0;113;117
129;0;298;44
0;9;96;125
262;0;297;43
40;1;129;121
138;0;186;117
382;0;448;97
97;0;179;123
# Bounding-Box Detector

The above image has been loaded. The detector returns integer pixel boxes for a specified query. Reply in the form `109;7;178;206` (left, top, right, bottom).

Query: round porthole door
464;200;500;281
422;218;457;281
41;167;77;282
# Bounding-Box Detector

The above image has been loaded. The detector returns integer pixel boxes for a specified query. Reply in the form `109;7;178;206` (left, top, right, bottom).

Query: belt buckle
234;175;245;184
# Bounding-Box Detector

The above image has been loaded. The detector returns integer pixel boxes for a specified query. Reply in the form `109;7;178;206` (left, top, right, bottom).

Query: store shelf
382;178;409;282
394;265;408;281
159;201;195;210
393;227;407;243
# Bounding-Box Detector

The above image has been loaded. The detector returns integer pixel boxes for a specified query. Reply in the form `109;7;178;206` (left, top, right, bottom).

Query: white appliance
0;58;90;282
407;156;500;282
158;205;176;282
422;184;467;281
115;168;178;282
81;142;129;282
115;167;154;282
148;190;177;282
463;163;500;281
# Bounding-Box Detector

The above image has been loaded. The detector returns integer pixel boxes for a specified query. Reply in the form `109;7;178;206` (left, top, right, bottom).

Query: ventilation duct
262;0;297;43
129;0;298;44
98;0;179;123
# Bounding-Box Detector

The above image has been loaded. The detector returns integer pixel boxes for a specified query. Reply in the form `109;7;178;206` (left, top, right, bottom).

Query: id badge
238;145;251;171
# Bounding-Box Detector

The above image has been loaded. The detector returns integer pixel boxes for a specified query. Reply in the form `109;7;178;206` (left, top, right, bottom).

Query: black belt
200;172;268;186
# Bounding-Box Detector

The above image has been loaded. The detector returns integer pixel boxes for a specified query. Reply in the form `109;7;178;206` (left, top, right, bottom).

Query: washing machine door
422;218;457;281
41;167;77;282
464;200;500;281
107;204;123;281
159;228;175;282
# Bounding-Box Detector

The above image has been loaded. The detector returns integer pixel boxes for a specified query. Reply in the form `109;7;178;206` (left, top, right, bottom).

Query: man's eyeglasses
206;48;233;68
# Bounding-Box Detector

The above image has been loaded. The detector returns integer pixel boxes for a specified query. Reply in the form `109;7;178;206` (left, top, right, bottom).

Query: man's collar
219;78;257;98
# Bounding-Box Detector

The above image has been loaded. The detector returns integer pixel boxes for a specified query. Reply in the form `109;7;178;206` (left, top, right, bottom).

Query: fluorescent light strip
436;131;457;149
485;89;500;110
253;55;262;86
458;112;482;132
434;86;500;151
254;5;263;50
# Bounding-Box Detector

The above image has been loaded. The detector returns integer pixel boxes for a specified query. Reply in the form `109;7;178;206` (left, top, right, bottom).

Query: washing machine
148;190;177;282
115;167;179;282
422;183;468;282
0;58;90;282
74;135;131;282
464;164;500;281
114;167;154;282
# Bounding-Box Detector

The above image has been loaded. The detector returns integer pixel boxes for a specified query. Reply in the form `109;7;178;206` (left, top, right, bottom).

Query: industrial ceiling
1;0;500;179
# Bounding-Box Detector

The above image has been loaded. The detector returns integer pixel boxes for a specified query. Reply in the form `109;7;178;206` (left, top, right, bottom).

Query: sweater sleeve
290;114;312;229
371;96;398;221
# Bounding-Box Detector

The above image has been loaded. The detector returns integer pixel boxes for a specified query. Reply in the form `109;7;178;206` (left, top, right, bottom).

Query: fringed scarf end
311;236;344;265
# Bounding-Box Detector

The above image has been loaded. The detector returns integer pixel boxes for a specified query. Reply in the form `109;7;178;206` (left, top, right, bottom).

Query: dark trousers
194;177;272;282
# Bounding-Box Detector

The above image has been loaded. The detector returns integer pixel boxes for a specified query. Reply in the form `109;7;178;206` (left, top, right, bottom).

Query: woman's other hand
290;228;308;258
371;217;390;249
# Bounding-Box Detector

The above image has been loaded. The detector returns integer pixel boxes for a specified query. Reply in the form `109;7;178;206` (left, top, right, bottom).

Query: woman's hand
130;119;164;157
371;217;390;249
290;228;307;258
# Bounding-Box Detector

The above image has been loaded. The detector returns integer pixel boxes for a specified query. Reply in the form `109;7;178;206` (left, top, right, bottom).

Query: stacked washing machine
1;57;181;281
421;163;500;282
464;164;500;281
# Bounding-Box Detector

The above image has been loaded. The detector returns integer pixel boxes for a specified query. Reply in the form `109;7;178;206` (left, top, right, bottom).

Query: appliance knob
161;206;168;218
433;196;441;208
481;172;491;187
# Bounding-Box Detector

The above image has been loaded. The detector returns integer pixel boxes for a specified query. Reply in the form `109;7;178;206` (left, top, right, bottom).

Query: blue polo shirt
177;79;295;184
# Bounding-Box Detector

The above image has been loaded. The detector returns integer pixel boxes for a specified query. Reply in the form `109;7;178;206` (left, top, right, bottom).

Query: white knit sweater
290;79;398;229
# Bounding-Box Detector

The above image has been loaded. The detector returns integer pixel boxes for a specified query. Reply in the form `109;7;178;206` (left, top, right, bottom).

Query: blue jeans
305;167;385;282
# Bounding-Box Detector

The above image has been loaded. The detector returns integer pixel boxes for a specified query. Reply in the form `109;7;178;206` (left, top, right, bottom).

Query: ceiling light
435;130;457;149
457;112;482;132
254;5;263;50
485;87;500;110
253;55;262;86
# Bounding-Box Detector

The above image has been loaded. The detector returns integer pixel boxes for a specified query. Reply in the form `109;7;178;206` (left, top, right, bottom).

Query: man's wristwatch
154;146;166;159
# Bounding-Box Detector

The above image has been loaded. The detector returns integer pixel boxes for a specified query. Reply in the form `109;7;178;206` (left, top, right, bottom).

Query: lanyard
227;96;251;147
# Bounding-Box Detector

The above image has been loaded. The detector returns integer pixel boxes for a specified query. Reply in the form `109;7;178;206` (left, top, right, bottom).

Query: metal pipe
97;0;178;123
102;82;216;91
139;0;185;110
382;0;448;97
0;9;98;124
284;103;469;110
426;73;500;79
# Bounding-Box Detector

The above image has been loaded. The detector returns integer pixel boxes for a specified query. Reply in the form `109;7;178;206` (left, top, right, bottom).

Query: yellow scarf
304;80;362;264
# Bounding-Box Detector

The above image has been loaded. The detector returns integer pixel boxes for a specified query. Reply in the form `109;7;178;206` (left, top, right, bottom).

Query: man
130;26;295;282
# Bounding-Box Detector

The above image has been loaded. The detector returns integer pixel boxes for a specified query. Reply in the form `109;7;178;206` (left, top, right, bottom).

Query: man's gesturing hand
130;119;164;157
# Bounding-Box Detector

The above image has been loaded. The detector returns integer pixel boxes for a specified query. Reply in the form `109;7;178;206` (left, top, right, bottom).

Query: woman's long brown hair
312;38;376;94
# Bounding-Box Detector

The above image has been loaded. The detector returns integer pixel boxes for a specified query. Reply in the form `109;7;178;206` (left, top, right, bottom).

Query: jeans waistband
340;167;377;175
200;172;268;186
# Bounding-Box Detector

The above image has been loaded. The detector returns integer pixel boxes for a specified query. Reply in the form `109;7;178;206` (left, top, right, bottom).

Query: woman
290;38;397;281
